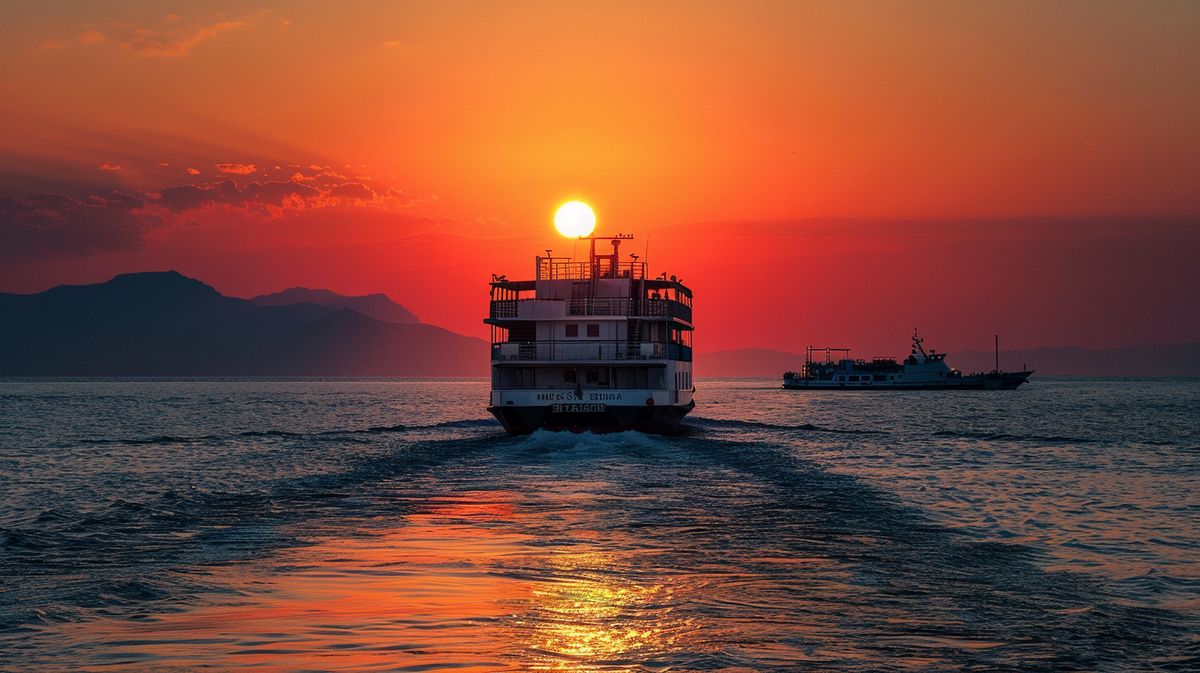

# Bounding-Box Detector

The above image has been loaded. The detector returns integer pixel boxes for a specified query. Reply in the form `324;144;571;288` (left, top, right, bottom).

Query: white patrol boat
485;231;695;434
782;333;1032;390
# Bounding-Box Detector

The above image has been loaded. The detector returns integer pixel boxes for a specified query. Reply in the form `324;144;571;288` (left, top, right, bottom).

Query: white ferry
782;333;1032;390
485;233;695;434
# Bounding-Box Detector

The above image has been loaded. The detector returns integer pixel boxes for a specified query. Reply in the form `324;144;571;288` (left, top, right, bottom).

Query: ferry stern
485;233;695;434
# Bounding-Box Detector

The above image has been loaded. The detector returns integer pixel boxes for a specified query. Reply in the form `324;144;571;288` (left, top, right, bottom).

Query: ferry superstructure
485;234;695;434
782;333;1032;390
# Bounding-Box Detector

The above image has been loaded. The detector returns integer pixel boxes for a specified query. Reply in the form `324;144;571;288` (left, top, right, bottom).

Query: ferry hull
489;400;695;435
783;371;1033;391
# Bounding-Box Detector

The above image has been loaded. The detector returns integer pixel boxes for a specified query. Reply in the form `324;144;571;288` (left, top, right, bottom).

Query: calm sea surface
1;378;1197;672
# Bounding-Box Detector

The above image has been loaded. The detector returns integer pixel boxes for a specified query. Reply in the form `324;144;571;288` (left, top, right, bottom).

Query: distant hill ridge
0;271;483;376
699;343;1200;378
5;271;1195;377
250;287;419;324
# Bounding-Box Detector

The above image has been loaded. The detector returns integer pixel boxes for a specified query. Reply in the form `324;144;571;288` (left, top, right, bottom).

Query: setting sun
553;201;596;238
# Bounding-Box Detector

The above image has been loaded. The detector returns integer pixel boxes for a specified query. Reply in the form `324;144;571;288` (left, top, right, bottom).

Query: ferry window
849;376;859;382
565;324;579;337
586;323;600;338
563;369;576;384
586;370;600;384
501;367;535;389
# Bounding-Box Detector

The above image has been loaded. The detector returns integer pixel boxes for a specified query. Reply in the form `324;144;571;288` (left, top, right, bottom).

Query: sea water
0;378;1197;671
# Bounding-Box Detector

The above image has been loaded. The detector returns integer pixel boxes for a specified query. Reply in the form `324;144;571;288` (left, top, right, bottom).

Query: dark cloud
385;187;420;206
157;184;208;212
0;192;157;259
215;163;256;175
159;179;321;212
158;180;241;212
118;20;248;58
242;180;319;206
327;182;377;201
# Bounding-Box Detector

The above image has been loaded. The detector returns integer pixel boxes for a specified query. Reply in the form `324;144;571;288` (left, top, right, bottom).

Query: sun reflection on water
517;549;692;669
41;487;703;672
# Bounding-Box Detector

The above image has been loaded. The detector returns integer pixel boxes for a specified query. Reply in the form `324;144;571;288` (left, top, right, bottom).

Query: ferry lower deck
489;363;696;434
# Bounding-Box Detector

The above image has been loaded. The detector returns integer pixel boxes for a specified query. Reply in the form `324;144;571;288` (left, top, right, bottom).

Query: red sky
2;1;1198;354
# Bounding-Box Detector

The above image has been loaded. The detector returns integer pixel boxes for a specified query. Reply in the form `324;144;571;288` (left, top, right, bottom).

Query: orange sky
2;1;1198;353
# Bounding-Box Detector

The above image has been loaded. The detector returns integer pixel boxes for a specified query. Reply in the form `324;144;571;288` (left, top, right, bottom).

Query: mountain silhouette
0;271;485;376
270;309;482;376
250;287;419;324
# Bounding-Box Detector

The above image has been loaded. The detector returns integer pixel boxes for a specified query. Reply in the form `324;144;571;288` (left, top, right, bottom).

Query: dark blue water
1;378;1197;671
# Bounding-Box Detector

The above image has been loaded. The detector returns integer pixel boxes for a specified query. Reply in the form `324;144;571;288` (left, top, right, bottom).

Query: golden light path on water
54;486;701;672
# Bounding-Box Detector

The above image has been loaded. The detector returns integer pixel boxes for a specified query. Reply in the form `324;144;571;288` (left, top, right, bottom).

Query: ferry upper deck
485;235;693;364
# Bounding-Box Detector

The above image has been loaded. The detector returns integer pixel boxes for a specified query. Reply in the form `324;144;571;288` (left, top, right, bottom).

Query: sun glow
554;201;596;238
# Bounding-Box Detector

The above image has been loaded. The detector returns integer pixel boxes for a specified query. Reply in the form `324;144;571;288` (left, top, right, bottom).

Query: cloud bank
40;14;253;58
1;163;426;259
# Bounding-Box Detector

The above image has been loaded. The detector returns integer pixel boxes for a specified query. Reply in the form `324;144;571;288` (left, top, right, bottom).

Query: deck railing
491;340;692;362
537;259;647;281
488;298;691;322
490;300;518;318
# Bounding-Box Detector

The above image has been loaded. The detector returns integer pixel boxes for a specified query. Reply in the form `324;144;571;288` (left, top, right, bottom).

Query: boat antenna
644;234;650;271
994;333;999;374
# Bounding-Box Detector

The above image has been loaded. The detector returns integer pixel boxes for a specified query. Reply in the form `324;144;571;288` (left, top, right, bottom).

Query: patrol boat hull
783;371;1032;390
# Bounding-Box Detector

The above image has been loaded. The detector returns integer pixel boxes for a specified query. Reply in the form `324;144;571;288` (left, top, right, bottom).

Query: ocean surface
1;378;1197;672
